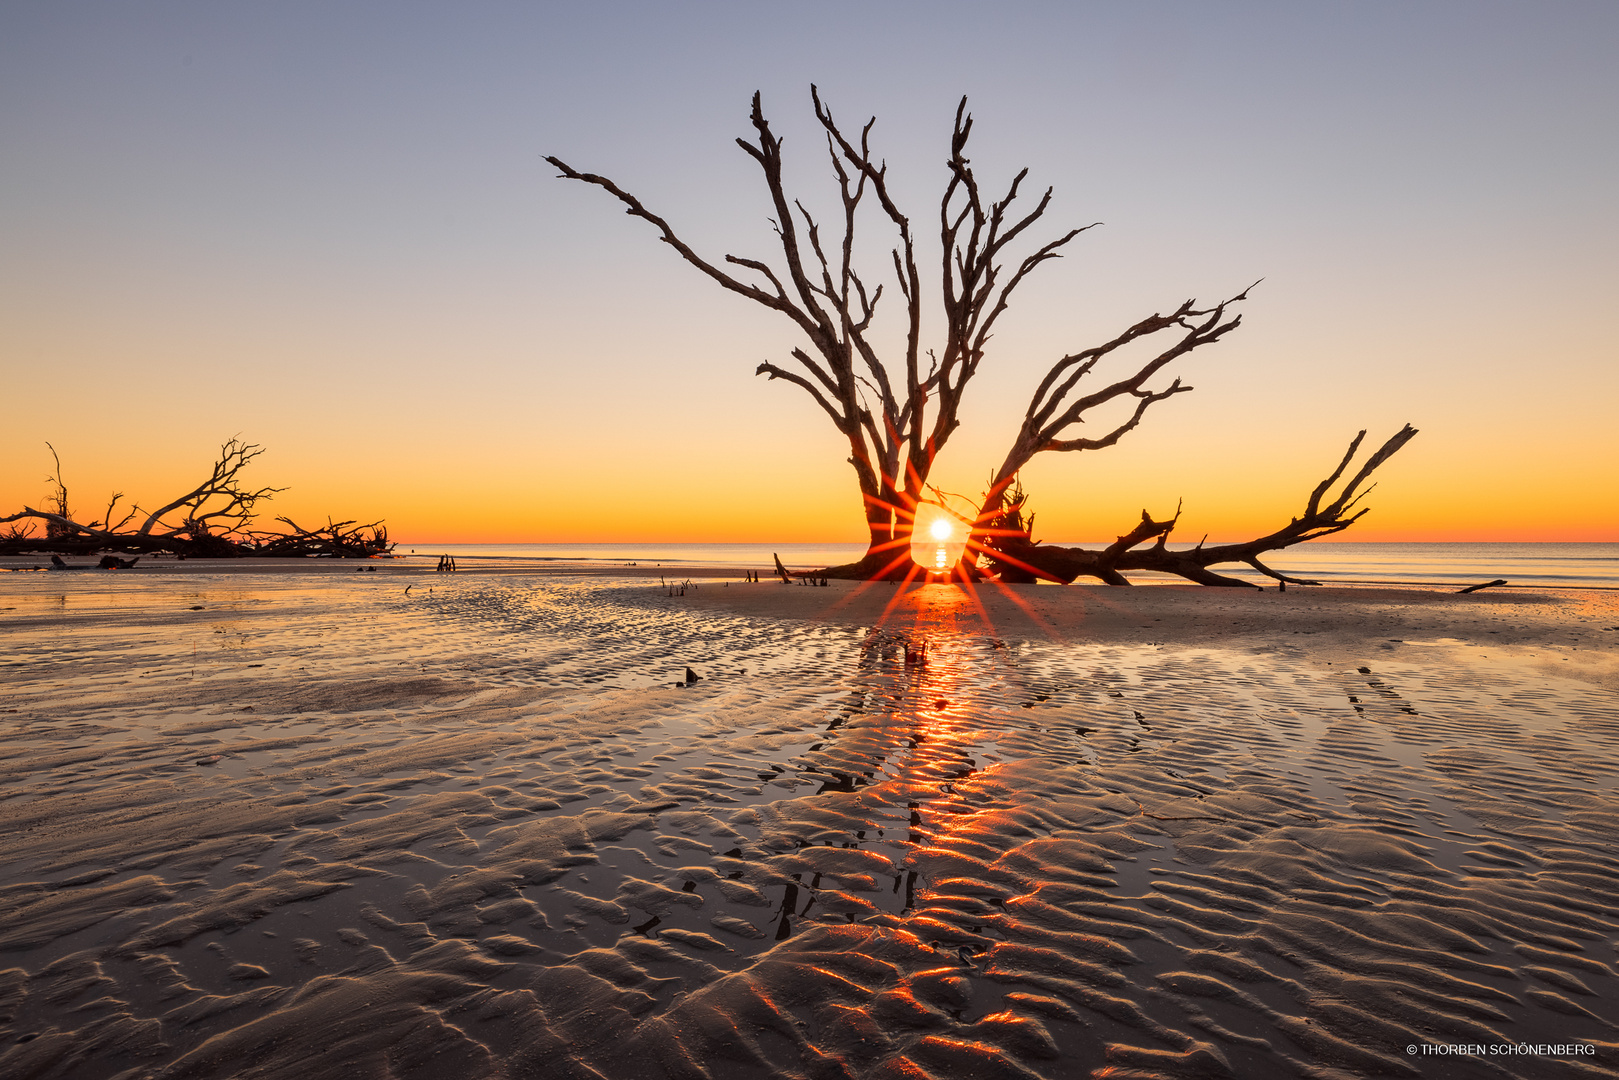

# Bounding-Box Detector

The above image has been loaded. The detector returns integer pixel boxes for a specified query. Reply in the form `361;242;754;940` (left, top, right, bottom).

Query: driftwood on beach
547;90;1258;583
976;425;1419;587
550;88;1416;585
1;438;393;559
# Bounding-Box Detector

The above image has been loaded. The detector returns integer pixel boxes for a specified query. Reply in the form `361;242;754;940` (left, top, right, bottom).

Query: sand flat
1;571;1616;1079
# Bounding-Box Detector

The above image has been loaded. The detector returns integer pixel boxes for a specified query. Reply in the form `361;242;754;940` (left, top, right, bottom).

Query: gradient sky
3;1;1615;544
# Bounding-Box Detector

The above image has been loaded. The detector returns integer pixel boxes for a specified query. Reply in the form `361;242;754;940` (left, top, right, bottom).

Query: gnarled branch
974;285;1254;534
978;426;1418;586
132;438;283;539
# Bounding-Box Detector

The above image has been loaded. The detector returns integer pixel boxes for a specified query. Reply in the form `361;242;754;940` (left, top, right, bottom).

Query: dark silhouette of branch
43;442;72;538
2;441;391;559
979;426;1419;586
248;517;391;558
130;437;283;541
972;287;1254;539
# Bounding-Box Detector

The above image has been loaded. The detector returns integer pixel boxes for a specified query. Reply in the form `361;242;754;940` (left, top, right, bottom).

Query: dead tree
979;426;1419;586
549;89;1233;579
249;517;392;559
2;438;280;553
1;440;392;559
550;89;1410;585
135;438;283;546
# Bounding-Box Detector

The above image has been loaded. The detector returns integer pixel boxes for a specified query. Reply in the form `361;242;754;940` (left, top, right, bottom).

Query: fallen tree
248;517;393;559
1;439;392;559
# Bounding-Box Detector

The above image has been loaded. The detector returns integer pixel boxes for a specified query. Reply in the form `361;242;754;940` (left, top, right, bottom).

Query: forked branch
973;286;1253;534
977;426;1418;586
132;438;283;540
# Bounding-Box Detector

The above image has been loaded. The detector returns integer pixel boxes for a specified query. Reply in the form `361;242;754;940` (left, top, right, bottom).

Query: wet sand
1;569;1617;1079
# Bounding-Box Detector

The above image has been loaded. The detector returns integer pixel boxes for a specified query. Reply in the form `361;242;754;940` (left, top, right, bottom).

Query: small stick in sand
1456;579;1507;594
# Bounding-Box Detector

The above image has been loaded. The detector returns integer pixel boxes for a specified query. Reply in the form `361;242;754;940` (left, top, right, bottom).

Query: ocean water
398;541;1619;589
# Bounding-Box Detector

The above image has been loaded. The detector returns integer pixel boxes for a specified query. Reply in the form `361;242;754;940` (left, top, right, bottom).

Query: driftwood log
975;426;1418;586
2;439;392;559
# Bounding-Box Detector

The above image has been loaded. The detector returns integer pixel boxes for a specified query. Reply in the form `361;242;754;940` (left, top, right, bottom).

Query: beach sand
2;567;1616;1079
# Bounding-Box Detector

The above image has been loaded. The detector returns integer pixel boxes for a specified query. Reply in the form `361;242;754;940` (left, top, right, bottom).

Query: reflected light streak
978;576;1064;642
878;563;928;626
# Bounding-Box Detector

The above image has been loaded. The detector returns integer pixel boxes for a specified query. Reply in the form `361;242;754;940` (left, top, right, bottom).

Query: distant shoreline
5;553;1619;591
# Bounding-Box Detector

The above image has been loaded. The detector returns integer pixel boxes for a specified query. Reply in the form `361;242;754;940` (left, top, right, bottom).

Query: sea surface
399;541;1619;589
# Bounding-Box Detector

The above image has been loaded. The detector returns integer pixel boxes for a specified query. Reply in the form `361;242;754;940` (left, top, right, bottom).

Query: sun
909;502;969;577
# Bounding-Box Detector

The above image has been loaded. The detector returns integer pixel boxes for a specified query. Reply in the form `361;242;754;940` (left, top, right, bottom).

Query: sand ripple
0;574;1616;1078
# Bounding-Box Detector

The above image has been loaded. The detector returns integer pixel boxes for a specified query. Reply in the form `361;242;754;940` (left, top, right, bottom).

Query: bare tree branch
132;438;283;539
979;427;1419;586
969;285;1253;534
543;151;830;347
2;440;392;559
754;361;845;428
1042;380;1192;453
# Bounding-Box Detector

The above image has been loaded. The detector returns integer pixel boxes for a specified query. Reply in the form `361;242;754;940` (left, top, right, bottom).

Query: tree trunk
830;530;916;580
820;483;915;580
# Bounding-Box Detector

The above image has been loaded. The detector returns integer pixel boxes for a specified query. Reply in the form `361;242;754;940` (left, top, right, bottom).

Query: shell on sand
0;570;1616;1079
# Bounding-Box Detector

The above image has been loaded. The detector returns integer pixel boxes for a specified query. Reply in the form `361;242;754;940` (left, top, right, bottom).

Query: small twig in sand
1457;579;1507;594
1129;796;1224;823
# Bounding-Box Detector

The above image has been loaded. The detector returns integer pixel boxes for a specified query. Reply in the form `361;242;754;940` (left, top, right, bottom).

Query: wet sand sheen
1;573;1617;1079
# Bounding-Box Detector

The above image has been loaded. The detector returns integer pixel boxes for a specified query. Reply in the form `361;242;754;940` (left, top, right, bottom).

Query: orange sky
3;4;1615;544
